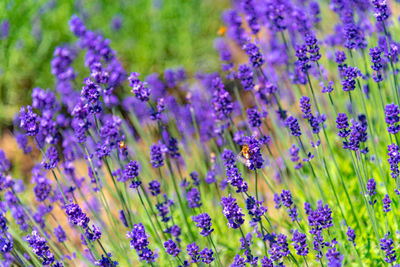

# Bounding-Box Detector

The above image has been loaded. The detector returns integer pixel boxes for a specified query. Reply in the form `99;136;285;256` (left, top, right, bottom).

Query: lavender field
2;0;400;266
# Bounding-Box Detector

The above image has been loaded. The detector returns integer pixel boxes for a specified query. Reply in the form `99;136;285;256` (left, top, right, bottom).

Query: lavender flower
247;108;262;128
383;194;391;213
221;195;245;229
243;42;264;68
128;72;150;102
291;229;308;256
286;116;302;137
347;226;356;246
200;247;215;264
26;230;55;265
150;143;164;168
19;106;39;136
212;77;233;121
164;239;180;257
365;178;377;205
127;223;156;263
380;233;396;264
148;180;161;196
385;104;400;135
192;213;214;237
186;187;202;209
238;64;255;91
187;242;200;263
388;144;400;179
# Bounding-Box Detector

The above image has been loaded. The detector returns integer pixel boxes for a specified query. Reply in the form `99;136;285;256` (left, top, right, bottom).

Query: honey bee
236;144;251;167
118;141;126;150
217;26;227;36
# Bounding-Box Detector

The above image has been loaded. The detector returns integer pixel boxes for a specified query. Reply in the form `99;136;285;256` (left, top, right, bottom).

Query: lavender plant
4;0;400;266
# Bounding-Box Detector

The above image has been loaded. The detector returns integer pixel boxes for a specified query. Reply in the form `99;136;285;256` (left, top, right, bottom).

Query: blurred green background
0;0;228;130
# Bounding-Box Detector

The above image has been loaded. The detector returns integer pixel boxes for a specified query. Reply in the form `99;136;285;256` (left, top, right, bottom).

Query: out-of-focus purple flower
247;108;261;128
212;77;233;121
321;81;334;93
19;106;39;136
238;64;254;91
305;32;321;62
54;225;66;243
367;178;377;205
243;43;264;68
111;15;123;31
15;133;32;154
372;0;391;22
128;72;150;102
273;193;281;209
150;143;164;168
186;187;202;209
214;38;232;62
1;20;9;39
347;226;356;246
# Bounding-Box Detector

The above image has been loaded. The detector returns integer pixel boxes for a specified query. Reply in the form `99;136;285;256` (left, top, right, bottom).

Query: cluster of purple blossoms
346;226;356;246
340;115;368;154
269;233;290;262
295;44;311;73
223;10;248;46
289;144;303;169
243;136;264;170
280;190;298;222
187;243;214;264
148;180;161;196
150;143;164;168
299;96;326;134
246;196;267;223
243;42;264;68
19;106;39;136
222;149;248;193
305;32;321;62
387;144;400;179
369;46;384;82
341;65;361;92
211;77;233;121
121;160;141;189
128;72;150;102
221;195;245;229
372;0;391;22
247;108;262;128
380;233;396;264
291;229;309;256
186;187;202;209
367;178;377;205
385;104;400;134
192;213;214;237
238;64;255;91
164;239;180;257
25;230;55;265
383;194;391;213
286;116;302;137
127;223;156;263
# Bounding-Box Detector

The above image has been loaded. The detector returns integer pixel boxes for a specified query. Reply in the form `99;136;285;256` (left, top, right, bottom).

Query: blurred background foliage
0;0;228;130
